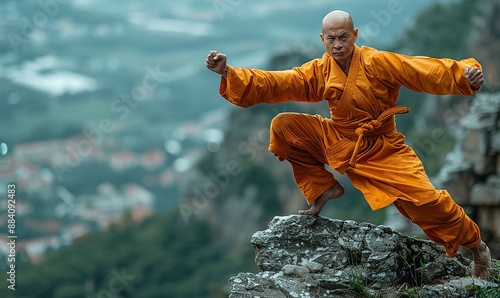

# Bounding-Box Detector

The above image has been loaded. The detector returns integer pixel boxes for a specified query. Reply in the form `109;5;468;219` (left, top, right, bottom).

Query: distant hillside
0;209;257;298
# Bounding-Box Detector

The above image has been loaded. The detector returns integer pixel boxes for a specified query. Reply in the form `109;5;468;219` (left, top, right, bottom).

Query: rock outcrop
434;92;500;243
471;0;500;92
228;215;499;298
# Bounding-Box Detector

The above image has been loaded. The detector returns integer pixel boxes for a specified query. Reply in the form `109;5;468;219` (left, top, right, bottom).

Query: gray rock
229;272;287;298
420;277;499;298
302;260;323;273
460;93;500;130
471;175;500;205
283;264;309;277
493;132;500;153
434;92;500;238
229;215;499;297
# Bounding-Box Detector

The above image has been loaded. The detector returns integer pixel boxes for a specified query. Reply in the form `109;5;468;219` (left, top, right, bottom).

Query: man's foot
470;241;492;279
298;183;344;216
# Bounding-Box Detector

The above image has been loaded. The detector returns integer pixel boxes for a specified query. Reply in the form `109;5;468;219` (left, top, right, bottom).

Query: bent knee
270;112;301;132
271;112;294;127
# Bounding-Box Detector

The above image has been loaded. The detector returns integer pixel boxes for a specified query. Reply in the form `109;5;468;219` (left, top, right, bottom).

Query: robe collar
331;45;361;117
329;45;361;87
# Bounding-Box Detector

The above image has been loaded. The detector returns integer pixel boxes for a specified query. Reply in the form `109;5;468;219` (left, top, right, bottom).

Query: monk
205;10;491;278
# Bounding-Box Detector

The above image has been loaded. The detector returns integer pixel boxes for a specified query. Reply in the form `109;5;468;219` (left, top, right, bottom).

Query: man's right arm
206;50;325;108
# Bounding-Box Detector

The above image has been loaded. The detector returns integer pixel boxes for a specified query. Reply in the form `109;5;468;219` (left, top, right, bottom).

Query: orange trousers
269;113;341;202
269;112;482;254
395;194;481;257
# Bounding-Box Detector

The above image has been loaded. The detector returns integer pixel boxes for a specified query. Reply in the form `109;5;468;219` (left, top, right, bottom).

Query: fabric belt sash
342;105;410;168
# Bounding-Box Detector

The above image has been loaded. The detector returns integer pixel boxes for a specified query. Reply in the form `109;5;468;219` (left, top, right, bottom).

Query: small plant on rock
399;250;426;288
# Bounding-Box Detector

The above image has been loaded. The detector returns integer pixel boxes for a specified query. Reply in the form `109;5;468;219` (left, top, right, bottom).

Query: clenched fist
206;50;228;78
465;67;483;90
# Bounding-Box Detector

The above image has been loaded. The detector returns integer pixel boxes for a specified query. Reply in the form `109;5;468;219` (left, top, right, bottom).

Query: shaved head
322;10;354;32
319;10;358;71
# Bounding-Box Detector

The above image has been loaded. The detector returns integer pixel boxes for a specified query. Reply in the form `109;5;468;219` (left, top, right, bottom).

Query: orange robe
218;45;482;255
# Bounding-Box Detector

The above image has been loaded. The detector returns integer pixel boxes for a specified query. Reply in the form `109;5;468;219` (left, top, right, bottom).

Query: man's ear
353;28;359;42
320;32;324;43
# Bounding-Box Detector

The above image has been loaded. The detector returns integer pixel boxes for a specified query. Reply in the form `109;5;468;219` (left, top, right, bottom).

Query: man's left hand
465;67;484;90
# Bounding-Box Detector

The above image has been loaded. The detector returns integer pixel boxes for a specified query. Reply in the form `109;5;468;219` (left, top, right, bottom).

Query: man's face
320;20;358;65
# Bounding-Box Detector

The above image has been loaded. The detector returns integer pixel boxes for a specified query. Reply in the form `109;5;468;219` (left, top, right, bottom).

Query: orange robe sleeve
219;58;327;108
365;50;482;96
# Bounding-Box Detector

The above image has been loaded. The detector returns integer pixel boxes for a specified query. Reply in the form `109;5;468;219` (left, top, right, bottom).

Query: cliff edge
228;215;499;298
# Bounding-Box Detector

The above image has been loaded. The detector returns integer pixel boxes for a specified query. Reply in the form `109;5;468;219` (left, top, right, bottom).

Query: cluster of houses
0;135;168;264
